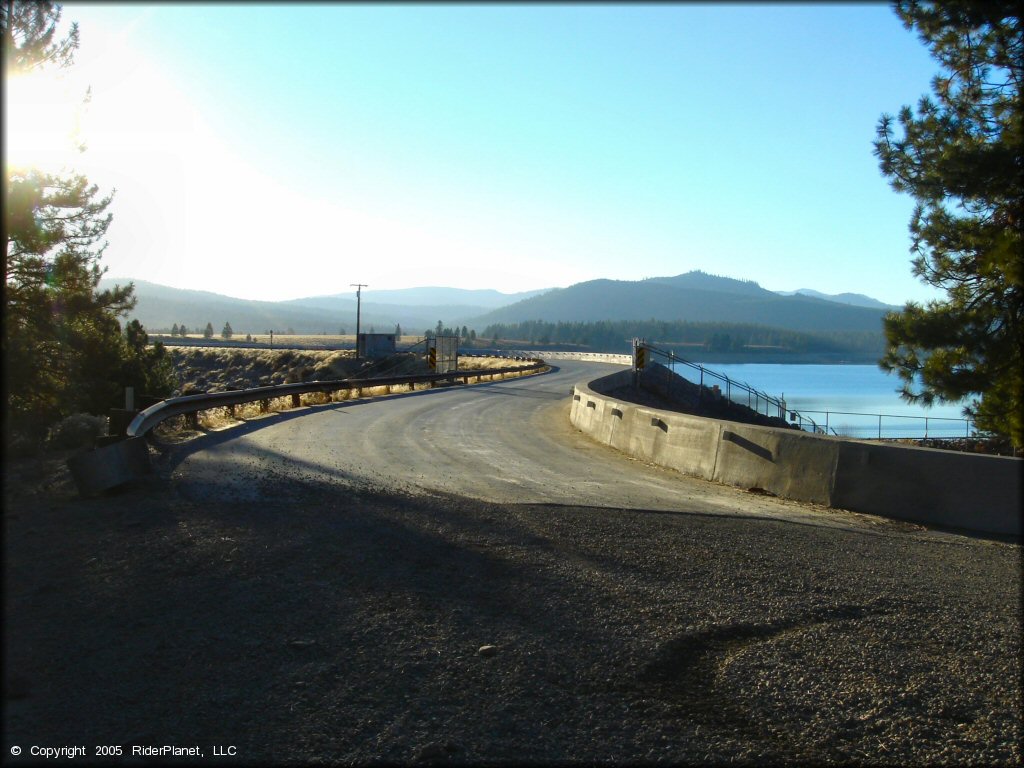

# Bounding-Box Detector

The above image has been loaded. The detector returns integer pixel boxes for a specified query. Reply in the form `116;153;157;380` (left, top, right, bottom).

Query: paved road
174;360;938;538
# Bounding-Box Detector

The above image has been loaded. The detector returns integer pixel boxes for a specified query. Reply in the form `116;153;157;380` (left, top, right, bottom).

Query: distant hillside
102;272;890;339
303;286;551;308
777;288;897;310
97;279;343;334
99;278;546;335
644;272;768;296
471;271;887;333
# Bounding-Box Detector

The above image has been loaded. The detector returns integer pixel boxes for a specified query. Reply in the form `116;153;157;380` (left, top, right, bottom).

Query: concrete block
657;412;719;479
833;441;1022;536
712;422;838;505
66;437;151;496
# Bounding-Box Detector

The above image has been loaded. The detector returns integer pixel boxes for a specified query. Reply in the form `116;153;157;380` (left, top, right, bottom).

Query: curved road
175;360;940;538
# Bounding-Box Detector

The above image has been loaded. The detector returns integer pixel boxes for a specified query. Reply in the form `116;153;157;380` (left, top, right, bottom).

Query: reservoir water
668;363;974;439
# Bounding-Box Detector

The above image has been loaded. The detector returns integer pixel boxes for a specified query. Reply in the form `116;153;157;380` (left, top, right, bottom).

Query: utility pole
351;283;368;355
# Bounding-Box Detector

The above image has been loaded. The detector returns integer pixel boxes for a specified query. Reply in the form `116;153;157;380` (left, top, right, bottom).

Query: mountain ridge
468;272;887;333
99;272;891;336
776;288;898;310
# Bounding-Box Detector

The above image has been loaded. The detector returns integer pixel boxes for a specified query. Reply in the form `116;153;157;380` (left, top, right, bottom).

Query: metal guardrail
126;359;545;438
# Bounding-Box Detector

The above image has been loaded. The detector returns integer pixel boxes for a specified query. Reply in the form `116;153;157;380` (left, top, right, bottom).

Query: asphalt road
173;360;955;539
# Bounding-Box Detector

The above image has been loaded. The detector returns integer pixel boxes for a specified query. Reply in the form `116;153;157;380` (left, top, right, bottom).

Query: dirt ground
3;423;1021;765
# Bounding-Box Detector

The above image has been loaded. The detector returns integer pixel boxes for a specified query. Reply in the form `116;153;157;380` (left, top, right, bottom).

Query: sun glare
4;69;86;172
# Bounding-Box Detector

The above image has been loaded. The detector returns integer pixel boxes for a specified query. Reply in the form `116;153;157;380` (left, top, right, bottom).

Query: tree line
3;2;174;446
169;322;233;339
480;319;886;355
424;322;476;341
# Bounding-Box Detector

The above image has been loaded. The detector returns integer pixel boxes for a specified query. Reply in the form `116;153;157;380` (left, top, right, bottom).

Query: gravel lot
4;439;1020;765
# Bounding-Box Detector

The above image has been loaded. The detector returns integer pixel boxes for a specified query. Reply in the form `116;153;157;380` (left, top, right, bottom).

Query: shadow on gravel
511;500;943;544
7;444;1020;765
639;604;878;703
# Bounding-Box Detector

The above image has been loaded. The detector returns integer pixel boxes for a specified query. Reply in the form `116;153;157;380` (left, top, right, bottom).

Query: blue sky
13;3;944;305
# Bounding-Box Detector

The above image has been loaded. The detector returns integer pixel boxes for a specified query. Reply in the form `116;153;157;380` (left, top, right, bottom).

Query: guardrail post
260;399;270;413
291;393;301;408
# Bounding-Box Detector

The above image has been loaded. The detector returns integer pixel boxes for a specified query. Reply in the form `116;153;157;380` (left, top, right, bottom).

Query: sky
5;2;946;306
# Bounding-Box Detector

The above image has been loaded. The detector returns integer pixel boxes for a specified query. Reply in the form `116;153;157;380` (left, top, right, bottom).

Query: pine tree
2;1;168;440
874;1;1022;447
171;323;180;336
116;320;175;403
203;322;214;339
221;321;233;339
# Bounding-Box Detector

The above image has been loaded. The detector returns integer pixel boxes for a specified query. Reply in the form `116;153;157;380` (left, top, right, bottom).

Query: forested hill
481;318;886;361
471;272;889;333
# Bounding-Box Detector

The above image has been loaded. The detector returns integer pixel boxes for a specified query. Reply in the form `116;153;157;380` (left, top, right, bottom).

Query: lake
667;363;974;439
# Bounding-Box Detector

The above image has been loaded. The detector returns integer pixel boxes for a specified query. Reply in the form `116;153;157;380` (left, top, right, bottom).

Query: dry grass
168;348;361;395
172;334;427;347
458;356;531;371
168;347;539;394
155;349;545;440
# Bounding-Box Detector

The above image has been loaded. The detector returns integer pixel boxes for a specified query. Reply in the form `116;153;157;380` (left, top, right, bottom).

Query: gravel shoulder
3;372;1021;765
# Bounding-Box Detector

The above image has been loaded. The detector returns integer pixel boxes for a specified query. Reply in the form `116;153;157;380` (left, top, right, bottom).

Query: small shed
357;333;396;359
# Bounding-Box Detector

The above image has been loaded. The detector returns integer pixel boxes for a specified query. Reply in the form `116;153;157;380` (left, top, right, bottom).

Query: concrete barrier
571;372;1022;536
832;440;1021;534
66;437;151;496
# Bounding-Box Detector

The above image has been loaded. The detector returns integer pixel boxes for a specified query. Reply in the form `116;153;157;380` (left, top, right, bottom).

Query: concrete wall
571;372;1022;537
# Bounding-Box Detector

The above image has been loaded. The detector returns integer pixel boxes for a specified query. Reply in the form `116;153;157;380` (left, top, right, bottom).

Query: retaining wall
571;371;1022;536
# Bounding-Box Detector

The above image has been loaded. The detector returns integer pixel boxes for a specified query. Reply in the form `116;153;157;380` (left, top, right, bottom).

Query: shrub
46;413;109;450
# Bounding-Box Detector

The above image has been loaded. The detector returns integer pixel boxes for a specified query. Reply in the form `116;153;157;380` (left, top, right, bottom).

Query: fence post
669;351;675;401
